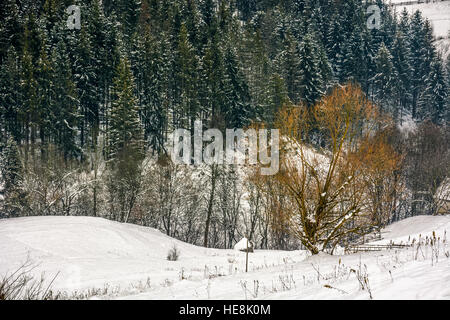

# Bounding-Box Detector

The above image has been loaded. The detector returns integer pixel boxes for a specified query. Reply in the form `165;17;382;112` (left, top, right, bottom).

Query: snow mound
0;216;217;291
0;216;302;294
1;215;449;299
234;237;254;252
373;215;450;244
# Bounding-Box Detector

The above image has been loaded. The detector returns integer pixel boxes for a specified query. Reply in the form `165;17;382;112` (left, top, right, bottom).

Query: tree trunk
204;164;218;248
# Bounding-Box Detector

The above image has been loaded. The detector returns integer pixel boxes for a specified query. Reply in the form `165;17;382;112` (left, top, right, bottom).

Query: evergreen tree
446;54;450;122
51;39;80;159
105;0;141;42
446;54;450;86
0;136;21;193
398;7;410;36
373;43;396;113
200;34;225;127
0;0;21;64
20;29;39;160
35;33;53;155
317;41;332;92
173;23;199;130
70;24;98;152
420;19;436;79
108;57;144;162
222;45;252;128
88;0;115;141
239;28;270;118
184;0;202;53
419;57;448;124
0;136;25;217
266;73;290;126
297;32;323;107
0;47;21;144
409;10;425;118
236;0;257;21
276;33;301;104
391;31;411;121
107;57;144;223
139;31;172;153
200;0;218;44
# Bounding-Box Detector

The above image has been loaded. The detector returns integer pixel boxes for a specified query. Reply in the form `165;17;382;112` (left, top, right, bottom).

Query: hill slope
1;215;449;299
391;0;450;59
0;216;303;295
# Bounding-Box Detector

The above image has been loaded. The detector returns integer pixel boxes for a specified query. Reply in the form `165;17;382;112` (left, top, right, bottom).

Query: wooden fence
390;0;450;7
345;243;412;254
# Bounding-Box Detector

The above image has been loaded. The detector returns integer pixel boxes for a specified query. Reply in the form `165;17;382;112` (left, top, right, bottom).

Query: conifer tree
409;10;425;118
373;43;396;113
266;73;290;126
391;31;411;120
276;33;302;104
173;23;199;130
239;28;270;118
20;29;39;160
446;54;450;122
222;45;252;128
0;136;25;217
200;0;218;44
0;47;21;143
419;57;448;124
297;32;323;107
107;57;144;223
200;34;225;127
51;39;80;159
70;25;98;151
140;31;172;153
446;54;450;85
108;57;144;162
88;0;113;141
0;0;21;64
36;34;53;144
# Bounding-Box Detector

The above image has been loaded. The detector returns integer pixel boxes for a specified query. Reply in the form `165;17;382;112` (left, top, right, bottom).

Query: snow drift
1;215;449;299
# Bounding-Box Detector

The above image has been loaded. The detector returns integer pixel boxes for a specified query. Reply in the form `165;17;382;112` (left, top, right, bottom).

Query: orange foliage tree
251;84;401;254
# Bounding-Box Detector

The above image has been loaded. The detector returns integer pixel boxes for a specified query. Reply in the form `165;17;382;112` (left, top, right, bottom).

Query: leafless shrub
167;245;180;261
0;259;60;300
323;284;348;295
179;268;188;280
161;278;173;287
239;280;260;299
130;277;151;292
350;262;373;299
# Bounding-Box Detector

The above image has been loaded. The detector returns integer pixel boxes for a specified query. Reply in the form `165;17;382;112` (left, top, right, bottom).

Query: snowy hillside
390;0;450;58
0;216;304;297
1;215;449;300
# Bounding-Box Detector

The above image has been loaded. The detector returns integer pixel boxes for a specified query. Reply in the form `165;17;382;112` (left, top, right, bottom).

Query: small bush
167;245;180;261
0;259;60;300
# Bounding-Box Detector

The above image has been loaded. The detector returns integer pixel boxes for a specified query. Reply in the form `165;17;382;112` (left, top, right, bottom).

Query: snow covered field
393;1;450;38
0;215;449;300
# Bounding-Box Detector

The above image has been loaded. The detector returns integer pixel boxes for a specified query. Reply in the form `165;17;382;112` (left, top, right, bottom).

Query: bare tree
404;122;450;216
253;85;397;254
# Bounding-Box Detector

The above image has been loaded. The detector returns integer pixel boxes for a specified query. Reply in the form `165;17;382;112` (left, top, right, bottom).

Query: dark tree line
0;0;448;249
0;0;448;157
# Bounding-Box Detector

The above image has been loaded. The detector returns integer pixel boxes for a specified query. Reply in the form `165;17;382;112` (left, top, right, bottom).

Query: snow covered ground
0;215;449;300
390;0;450;58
